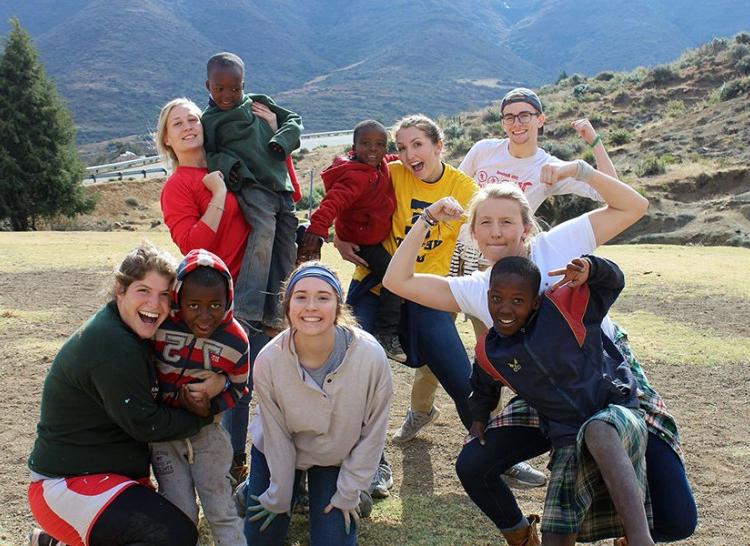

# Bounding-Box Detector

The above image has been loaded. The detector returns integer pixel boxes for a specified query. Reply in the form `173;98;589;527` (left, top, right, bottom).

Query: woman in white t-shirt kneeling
383;167;696;543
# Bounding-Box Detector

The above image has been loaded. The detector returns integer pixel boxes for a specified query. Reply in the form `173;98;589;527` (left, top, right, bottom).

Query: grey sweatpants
151;423;243;545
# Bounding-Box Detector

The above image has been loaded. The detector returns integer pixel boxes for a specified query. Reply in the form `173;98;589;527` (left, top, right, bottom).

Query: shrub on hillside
446;135;473;158
735;55;750;76
568;73;586;85
607;128;632;146
719;78;750;101
298;185;324;211
572;83;590;99
648;64;678;84
468;125;484;141
443;123;464;140
594;71;615;81
482;109;502;123
543;141;578;161
736;32;750;45
636;154;666;177
556;70;568;84
124;197;139;208
666;99;686;118
728;43;750;62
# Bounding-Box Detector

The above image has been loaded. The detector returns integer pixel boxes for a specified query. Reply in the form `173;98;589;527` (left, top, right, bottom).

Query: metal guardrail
84;130;356;175
86;155;161;174
85;167;168;184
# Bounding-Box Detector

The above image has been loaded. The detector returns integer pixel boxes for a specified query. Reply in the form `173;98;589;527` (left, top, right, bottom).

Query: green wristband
589;134;602;148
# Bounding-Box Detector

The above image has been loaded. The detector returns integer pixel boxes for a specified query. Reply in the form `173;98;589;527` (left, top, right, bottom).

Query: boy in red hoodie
297;120;404;362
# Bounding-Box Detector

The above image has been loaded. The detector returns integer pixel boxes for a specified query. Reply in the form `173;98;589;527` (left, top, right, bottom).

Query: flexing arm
382;197;464;312
571;118;617;178
540;161;648;247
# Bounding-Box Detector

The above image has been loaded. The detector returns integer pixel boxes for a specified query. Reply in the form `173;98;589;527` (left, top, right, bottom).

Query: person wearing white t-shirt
383;177;696;543
394;88;618;462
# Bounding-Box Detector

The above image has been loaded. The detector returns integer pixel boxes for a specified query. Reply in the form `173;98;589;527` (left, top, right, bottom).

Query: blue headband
286;265;343;301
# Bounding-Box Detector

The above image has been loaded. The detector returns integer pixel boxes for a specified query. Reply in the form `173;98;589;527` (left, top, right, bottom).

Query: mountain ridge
1;0;748;142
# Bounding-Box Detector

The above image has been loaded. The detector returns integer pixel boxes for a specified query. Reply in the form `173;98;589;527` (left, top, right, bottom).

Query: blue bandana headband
286;265;343;301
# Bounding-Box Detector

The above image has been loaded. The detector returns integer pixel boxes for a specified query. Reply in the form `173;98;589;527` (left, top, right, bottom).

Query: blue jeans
221;327;269;454
243;446;357;546
347;279;473;428
646;432;697;541
234;185;297;325
456;425;551;529
457;428;697;540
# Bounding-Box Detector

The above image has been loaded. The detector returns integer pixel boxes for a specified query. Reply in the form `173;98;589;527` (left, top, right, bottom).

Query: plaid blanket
541;405;651;540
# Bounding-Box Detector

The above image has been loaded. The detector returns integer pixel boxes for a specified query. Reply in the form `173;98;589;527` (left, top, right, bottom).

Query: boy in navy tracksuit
458;255;654;545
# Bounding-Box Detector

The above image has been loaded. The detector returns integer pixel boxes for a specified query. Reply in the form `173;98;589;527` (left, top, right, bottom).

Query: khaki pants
410;314;490;414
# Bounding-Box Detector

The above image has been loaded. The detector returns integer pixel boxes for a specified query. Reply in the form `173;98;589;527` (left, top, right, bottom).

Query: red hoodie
306;153;396;245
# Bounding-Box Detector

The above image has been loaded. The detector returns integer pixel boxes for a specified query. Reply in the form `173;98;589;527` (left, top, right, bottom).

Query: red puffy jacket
306;153;396;245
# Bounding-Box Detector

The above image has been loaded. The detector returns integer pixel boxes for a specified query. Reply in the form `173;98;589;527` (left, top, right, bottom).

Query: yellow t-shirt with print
353;161;478;282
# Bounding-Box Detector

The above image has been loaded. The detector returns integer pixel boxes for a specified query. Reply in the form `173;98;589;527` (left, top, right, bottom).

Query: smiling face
396;126;444;182
206;65;244;111
116;271;172;339
353;126;388;168
163;104;204;159
287;277;338;338
488;273;540;336
501;101;544;149
471;197;531;262
179;275;227;338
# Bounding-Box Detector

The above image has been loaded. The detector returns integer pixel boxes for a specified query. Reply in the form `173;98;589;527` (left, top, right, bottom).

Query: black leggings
89;485;197;546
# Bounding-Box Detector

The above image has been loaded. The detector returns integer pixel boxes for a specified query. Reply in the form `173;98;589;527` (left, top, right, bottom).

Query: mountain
1;0;748;143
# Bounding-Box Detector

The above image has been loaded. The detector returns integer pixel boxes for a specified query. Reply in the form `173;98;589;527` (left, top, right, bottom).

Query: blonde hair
392;114;444;145
467;183;541;255
154;97;202;171
110;241;177;300
281;261;359;332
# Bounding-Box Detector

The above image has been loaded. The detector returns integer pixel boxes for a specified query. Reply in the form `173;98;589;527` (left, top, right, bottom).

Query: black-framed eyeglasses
501;111;539;125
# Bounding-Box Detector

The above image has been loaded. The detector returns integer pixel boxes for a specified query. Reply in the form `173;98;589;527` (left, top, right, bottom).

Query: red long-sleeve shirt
160;166;250;280
306;154;395;245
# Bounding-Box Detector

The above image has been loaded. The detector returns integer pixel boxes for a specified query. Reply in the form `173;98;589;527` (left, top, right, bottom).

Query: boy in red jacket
297;120;404;362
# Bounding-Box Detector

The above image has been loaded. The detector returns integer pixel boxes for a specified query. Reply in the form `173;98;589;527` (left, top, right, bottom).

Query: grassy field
1;232;749;545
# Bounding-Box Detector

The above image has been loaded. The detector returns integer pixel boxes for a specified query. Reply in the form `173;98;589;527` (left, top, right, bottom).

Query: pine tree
0;18;95;231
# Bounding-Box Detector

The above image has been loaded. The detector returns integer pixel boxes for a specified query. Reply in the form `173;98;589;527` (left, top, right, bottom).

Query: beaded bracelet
420;209;438;227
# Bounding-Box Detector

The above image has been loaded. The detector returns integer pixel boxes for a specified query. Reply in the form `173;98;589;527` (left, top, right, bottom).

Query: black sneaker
378;334;407;363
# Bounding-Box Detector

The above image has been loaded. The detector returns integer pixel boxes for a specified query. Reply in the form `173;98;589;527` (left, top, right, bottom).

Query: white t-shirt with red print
458;138;602;209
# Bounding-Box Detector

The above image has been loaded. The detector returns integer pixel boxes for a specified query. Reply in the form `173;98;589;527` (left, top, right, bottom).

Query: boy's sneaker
29;529;63;546
377;334;407;363
502;461;546;489
368;462;394;498
358;490;373;518
392;406;440;443
229;453;249;487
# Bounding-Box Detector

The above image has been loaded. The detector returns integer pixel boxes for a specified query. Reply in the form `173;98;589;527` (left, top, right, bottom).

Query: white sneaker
368;462;394;498
502;461;546;488
392;406;441;443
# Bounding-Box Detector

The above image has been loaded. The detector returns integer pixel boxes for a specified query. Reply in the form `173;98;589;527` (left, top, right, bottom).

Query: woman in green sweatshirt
27;243;223;546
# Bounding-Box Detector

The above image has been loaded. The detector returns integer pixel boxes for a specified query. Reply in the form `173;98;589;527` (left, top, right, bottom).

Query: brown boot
501;514;541;546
